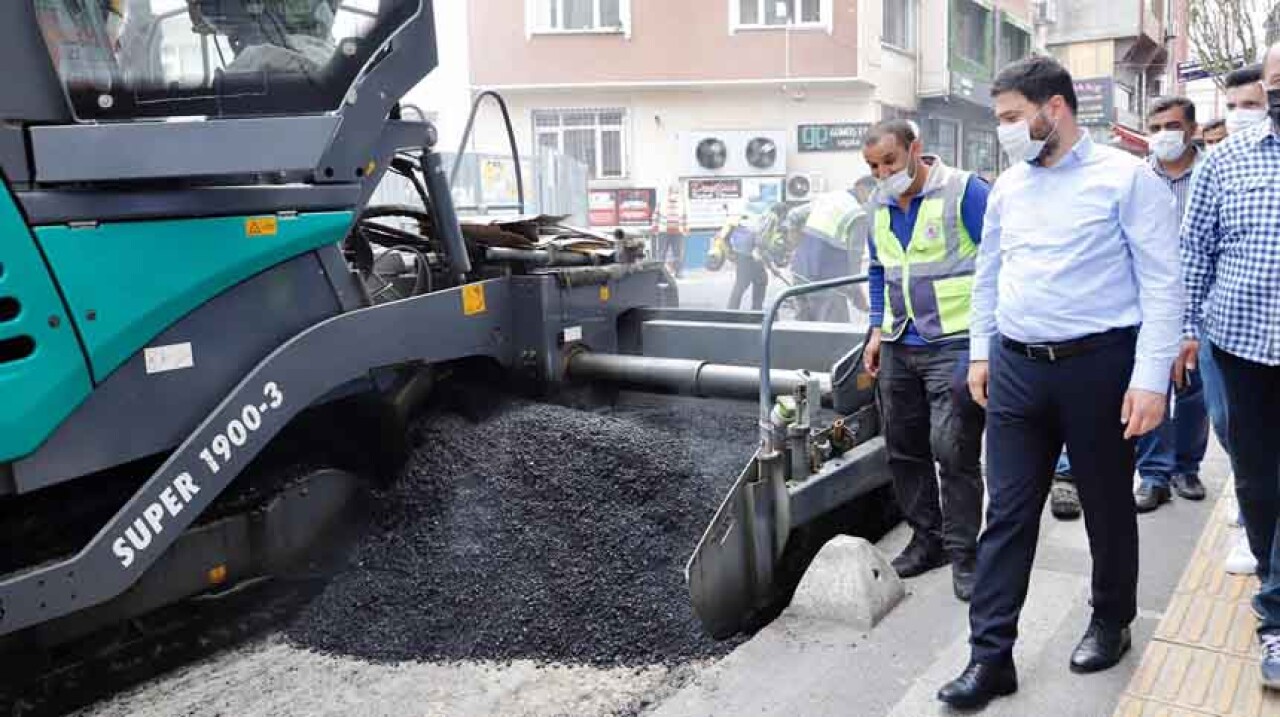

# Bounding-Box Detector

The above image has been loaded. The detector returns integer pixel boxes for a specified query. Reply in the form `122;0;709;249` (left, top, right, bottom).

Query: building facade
467;0;1003;231
1044;0;1188;151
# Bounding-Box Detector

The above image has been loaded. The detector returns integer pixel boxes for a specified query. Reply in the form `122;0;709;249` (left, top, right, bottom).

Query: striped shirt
1181;122;1280;365
1148;145;1203;221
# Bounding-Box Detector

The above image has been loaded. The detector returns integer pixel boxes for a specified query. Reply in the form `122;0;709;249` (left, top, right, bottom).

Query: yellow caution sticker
599;285;611;302
246;216;278;237
462;283;487;316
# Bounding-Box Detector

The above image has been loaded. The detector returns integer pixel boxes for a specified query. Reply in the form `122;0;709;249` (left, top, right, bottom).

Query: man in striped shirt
1129;95;1210;513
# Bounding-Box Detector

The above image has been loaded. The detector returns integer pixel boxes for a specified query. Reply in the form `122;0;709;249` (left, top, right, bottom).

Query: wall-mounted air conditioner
679;130;789;178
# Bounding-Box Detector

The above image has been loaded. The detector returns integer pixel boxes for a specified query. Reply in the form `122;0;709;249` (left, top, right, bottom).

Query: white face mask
1225;108;1268;134
1149;130;1187;162
878;166;914;198
997;120;1045;164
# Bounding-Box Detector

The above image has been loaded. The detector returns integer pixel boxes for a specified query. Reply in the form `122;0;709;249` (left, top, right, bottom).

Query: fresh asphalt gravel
284;391;760;666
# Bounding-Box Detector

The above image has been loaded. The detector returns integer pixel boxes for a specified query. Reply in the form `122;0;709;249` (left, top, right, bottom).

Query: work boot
1172;473;1206;501
890;535;948;579
1069;620;1131;673
1134;481;1171;513
1051;478;1082;520
937;660;1018;709
1261;632;1280;689
952;556;976;602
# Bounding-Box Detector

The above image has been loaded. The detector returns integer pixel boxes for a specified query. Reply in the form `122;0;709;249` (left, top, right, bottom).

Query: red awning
1111;124;1150;154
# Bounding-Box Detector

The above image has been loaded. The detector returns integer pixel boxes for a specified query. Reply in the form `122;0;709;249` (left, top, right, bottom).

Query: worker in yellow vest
861;119;991;602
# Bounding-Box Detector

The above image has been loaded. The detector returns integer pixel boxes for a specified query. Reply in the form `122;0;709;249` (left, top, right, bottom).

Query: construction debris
285;393;759;666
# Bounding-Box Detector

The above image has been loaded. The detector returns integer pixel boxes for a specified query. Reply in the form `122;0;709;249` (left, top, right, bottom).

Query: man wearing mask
1201;119;1228;147
1129;96;1210;512
1225;64;1269;136
1179;42;1280;689
861;120;989;602
937;56;1180;709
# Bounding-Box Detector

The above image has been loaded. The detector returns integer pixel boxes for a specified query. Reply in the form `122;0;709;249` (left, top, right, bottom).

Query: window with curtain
883;0;916;49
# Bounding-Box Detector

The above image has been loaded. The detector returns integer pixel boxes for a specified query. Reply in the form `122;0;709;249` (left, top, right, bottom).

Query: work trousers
1213;345;1280;633
970;331;1139;664
878;340;985;561
728;255;767;311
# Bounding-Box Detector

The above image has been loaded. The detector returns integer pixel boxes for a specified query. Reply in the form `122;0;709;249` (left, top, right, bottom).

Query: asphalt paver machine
0;0;890;656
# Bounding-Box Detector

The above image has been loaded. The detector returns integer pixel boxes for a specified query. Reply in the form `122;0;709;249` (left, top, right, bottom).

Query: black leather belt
1000;327;1138;363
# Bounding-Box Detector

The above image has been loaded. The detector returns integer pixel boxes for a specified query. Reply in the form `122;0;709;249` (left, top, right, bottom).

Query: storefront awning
1111;124;1150;155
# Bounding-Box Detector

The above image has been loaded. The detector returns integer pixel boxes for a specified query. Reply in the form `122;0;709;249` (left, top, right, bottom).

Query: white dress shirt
970;132;1184;393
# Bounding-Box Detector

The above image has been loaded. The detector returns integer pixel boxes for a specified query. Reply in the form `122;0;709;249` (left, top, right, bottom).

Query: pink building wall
468;0;862;87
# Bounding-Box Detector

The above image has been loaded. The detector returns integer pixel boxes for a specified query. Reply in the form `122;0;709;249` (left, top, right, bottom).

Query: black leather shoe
1134;482;1171;513
1070;620;1132;673
1172;473;1206;501
937;661;1018;709
1051;478;1082;520
891;537;948;579
952;558;976;602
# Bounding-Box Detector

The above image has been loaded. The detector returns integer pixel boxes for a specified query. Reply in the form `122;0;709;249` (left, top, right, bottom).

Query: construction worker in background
653;184;688;278
861;119;990;603
707;203;775;311
785;177;874;321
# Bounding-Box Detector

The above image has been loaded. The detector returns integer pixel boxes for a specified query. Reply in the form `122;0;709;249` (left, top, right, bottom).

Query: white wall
469;84;880;196
401;0;471;151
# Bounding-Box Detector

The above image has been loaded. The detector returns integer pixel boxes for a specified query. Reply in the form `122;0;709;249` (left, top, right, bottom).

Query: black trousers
728;255;767;311
879;340;985;560
970;331;1139;664
1213;345;1280;633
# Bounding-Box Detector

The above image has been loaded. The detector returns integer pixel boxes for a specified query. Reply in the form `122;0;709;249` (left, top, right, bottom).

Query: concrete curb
785;536;906;630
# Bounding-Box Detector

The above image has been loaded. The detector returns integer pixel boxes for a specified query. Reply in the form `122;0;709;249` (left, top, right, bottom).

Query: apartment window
1116;82;1137;114
964;128;998;176
883;0;916;50
1000;22;1030;63
533;109;627;180
929;119;960;167
529;0;629;34
955;0;990;64
733;0;829;29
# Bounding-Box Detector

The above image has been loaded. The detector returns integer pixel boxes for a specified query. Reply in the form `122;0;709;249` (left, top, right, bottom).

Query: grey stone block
785;535;906;631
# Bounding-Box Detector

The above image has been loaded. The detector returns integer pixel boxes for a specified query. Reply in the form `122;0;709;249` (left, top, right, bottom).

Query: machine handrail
758;274;870;446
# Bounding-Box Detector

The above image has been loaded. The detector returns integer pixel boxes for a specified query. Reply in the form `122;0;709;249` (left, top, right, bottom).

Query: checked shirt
1182;120;1280;366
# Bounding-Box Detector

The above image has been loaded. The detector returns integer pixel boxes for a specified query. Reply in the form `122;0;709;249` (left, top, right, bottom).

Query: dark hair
1202;118;1227;133
1149;95;1196;124
1225;63;1263;89
863;119;917;151
991;55;1078;114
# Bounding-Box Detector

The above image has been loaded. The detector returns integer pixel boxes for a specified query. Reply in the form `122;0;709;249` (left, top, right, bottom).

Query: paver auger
0;0;890;655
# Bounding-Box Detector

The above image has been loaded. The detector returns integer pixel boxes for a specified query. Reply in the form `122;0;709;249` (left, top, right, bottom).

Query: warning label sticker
246;217;278;237
462;284;487;316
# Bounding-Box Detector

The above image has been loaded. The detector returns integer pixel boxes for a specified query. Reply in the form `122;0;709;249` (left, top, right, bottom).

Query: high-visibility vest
803;191;862;250
872;170;977;342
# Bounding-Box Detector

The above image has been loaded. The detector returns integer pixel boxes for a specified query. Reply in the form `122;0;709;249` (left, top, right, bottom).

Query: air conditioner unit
1033;0;1057;25
679;130;789;178
785;172;826;201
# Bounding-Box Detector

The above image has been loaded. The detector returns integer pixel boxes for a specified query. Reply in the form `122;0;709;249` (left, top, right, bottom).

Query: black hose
450;90;524;214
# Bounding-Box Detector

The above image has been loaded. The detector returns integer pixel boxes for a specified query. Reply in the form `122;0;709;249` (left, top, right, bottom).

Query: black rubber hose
450;90;524;214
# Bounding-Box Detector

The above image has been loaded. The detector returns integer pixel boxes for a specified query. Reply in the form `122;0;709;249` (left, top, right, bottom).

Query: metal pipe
566;353;831;405
419;147;473;281
484;247;594;267
759;275;869;452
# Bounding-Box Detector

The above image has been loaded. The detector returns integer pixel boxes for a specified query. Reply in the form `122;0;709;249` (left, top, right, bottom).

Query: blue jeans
1199;339;1230;453
1134;369;1209;487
